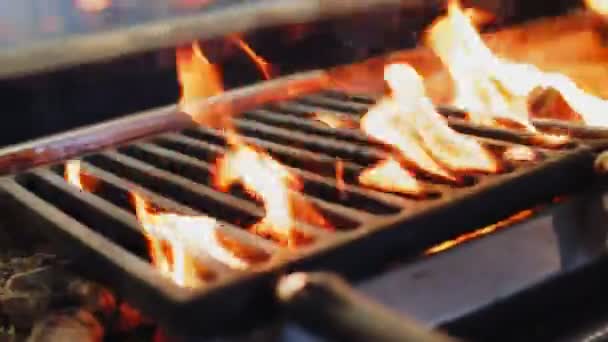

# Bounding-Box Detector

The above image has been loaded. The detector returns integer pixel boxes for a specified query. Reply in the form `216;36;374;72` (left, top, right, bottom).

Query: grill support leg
553;154;608;270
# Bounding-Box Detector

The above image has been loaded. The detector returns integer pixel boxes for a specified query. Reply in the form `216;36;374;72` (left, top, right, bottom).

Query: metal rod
0;0;415;79
0;69;327;175
277;272;457;342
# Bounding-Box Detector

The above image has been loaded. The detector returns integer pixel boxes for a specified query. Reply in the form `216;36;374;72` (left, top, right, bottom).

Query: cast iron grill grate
0;90;597;336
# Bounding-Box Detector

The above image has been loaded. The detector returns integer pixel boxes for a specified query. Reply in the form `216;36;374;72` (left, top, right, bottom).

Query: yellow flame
360;63;498;187
65;160;84;191
359;157;421;195
427;0;608;129
215;143;328;246
132;193;251;287
586;0;608;15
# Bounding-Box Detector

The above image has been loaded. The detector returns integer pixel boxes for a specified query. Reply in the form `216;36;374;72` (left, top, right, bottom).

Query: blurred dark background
0;0;579;147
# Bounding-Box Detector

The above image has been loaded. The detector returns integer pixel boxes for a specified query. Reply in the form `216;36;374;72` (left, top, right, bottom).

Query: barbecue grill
2;1;608;341
0;75;604;337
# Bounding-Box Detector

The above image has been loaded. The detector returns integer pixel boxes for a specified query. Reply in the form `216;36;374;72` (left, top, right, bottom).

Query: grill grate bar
272;101;363;121
98;150;334;238
188;127;366;179
234;118;386;164
297;94;370;114
28;168;241;275
77;161;280;255
244;109;370;143
159;132;406;208
134;142;376;224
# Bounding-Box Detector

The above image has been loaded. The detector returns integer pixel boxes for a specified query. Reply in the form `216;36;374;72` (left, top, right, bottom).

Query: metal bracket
552;152;608;270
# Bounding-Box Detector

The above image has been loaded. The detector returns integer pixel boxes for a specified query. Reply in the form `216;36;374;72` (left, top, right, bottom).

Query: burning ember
427;0;608;129
176;42;223;117
425;209;534;255
214;141;329;247
359;63;498;191
132;193;254;287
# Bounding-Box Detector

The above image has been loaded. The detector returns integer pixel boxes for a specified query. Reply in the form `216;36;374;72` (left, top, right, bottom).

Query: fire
427;0;608;129
65;160;84;190
229;35;274;80
176;42;223;115
312;111;357;129
215;142;328;246
586;0;608;15
359;63;498;188
132;193;252;287
425;209;534;255
65;160;97;192
359;157;421;195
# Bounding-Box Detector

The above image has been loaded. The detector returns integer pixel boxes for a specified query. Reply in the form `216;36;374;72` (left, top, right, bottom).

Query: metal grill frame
0;69;605;335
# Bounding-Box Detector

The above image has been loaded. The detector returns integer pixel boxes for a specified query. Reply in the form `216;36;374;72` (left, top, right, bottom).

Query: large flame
586;0;608;16
132;193;253;287
214;142;328;246
428;0;608;128
176;42;223;115
359;63;498;190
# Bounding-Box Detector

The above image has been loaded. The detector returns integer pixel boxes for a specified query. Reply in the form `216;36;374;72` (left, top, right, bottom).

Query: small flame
360;63;498;185
336;159;345;195
586;0;608;15
65;160;97;192
176;42;223;116
312;111;357;129
359;157;422;195
229;35;274;80
427;1;608;129
132;193;251;287
503;145;538;162
215;142;328;246
65;160;84;190
425;209;534;255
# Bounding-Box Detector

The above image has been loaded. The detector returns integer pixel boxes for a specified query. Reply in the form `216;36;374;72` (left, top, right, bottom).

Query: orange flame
229;35;274;80
176;42;223;115
132;193;252;287
425;209;534;255
214;142;328;246
427;1;608;129
65;160;97;192
65;160;84;191
359;63;498;189
312;111;357;129
586;0;608;15
359;157;421;195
